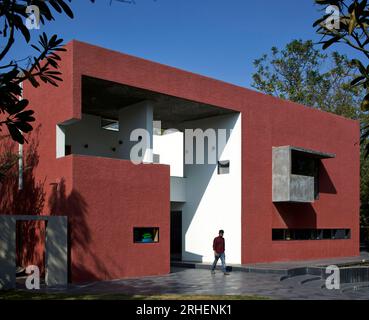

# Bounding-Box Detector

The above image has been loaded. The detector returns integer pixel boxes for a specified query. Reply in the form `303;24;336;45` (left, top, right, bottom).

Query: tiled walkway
44;267;369;300
173;252;369;274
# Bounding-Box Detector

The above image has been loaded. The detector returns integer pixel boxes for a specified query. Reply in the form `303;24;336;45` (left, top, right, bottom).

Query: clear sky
11;0;362;89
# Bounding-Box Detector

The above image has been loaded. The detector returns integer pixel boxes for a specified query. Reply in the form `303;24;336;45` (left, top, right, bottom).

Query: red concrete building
4;40;360;283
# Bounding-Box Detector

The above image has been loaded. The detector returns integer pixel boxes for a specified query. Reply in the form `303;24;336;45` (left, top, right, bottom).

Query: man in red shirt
211;230;230;275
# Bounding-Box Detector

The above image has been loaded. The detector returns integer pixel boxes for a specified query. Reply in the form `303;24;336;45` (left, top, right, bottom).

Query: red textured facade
15;40;360;282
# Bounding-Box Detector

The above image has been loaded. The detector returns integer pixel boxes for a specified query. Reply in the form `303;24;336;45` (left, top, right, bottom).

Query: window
272;229;351;241
291;151;320;199
101;118;119;131
218;160;230;175
133;227;159;243
153;154;160;164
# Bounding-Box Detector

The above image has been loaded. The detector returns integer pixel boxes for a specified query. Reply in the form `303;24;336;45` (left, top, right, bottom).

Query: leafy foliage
313;0;369;155
313;0;369;225
0;0;95;144
252;39;364;118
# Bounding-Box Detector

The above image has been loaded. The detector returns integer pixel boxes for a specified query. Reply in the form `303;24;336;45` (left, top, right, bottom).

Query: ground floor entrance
170;211;182;261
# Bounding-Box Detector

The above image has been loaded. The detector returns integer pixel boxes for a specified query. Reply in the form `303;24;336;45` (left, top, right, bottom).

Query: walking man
211;230;230;275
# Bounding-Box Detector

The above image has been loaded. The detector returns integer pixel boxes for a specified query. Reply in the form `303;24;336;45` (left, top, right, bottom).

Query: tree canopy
313;0;369;156
252;39;364;118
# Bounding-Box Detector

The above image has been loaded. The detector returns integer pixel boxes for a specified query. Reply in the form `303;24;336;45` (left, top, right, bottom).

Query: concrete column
118;100;153;163
56;125;66;158
45;216;68;287
0;216;16;289
272;146;291;202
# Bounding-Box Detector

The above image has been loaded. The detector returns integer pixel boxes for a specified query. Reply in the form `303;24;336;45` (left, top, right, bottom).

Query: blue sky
10;0;363;89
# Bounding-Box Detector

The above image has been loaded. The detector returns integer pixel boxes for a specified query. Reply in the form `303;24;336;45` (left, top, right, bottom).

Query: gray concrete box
272;146;335;203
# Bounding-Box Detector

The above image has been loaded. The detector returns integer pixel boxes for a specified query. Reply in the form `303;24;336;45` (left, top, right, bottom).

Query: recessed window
133;227;159;243
272;229;351;241
291;151;320;199
101;118;119;132
218;160;230;175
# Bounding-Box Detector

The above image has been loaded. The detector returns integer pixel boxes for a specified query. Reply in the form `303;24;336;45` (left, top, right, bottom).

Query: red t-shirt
213;236;225;254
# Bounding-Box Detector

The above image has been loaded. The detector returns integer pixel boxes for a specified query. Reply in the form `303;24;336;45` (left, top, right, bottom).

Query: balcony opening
291;150;320;199
272;146;335;203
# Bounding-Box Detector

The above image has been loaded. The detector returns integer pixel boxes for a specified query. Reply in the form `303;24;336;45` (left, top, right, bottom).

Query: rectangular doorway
170;211;182;261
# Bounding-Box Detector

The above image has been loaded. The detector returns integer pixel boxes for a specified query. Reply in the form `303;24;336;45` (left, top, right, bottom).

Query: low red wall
69;156;170;282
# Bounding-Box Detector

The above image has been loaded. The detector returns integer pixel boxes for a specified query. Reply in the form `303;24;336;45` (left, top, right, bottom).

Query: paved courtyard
34;267;369;300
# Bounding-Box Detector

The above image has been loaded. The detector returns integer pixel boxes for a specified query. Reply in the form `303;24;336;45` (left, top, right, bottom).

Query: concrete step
281;274;319;283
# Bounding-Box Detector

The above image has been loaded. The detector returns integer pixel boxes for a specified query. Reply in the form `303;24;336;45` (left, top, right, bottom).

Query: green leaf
322;35;342;49
349;8;357;34
351;75;366;87
352;59;368;75
361;93;369;111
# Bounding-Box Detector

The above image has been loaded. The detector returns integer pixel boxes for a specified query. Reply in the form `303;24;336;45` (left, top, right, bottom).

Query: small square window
133;227;159;243
218;160;230;175
153;154;160;164
101;118;119;131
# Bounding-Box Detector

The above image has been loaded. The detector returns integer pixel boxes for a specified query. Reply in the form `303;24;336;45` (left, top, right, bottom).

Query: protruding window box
272;146;335;203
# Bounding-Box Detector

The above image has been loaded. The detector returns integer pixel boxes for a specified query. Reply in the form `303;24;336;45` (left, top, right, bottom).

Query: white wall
181;113;242;264
170;177;186;202
118;101;153;162
153;131;184;177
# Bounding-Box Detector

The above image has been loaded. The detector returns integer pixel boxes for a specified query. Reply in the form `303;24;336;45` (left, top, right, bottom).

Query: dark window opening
291;151;320;199
170;211;182;261
65;145;72;156
272;228;351;241
133;227;159;243
101;118;119;132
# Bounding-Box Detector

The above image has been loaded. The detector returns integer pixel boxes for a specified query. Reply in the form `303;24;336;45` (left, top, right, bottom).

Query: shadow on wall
0;127;46;273
48;178;111;283
320;163;337;194
0;126;45;215
274;162;337;229
0;216;16;289
182;252;203;263
274;203;317;229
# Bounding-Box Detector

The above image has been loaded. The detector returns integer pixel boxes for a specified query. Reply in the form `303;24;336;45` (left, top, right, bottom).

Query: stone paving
40;267;369;300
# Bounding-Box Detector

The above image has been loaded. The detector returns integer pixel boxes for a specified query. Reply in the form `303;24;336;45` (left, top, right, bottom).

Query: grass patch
0;290;270;300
